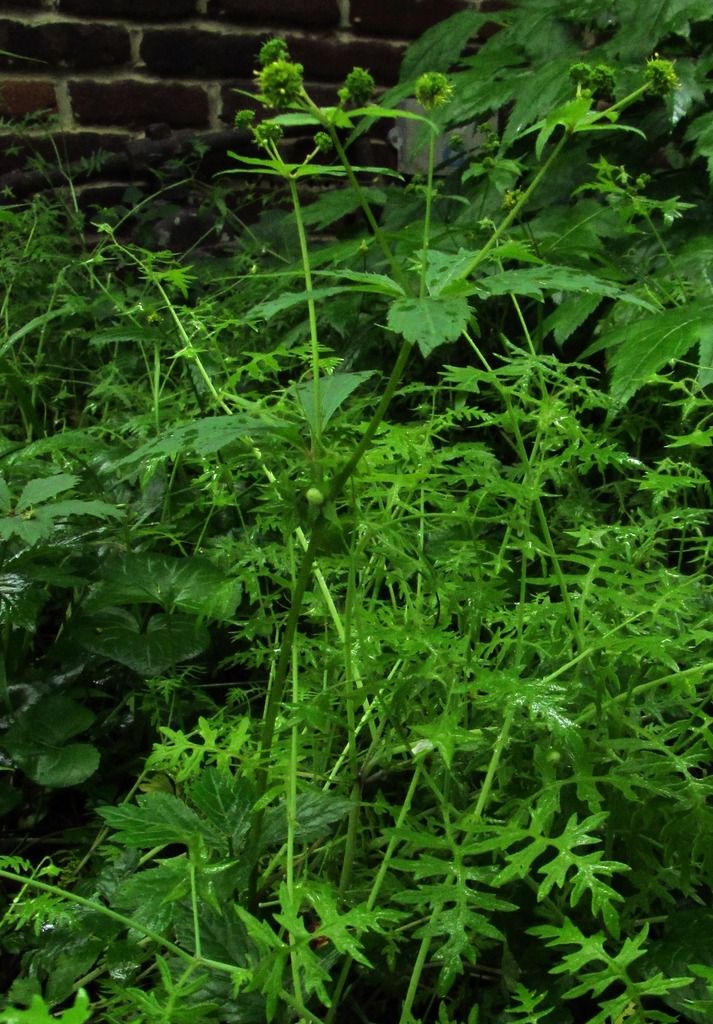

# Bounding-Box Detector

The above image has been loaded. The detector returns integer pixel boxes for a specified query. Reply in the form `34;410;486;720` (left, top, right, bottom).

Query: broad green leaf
261;790;353;848
98;791;223;848
5;695;95;746
3;696;99;787
542;293;604;347
476;266;655;309
300;186;386;230
388;295;471;356
0;307;75;360
535;95;593;160
111;858;189;931
188;768;254;847
74;608;209;675
44;499;123;521
0;573;47;629
399;9;492;81
86;552;240;620
17;744;100;789
685;111;713;183
316;268;404;296
295;370;375;434
15;473;78;513
422;249;482;297
114;413;284;468
583;300;713;406
0;477;11;513
249;286;352;322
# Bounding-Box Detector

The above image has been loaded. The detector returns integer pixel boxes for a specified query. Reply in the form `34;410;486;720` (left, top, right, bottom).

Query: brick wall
0;0;486;201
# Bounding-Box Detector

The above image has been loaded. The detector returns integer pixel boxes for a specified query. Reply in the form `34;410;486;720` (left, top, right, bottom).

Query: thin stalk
309;107;409;293
0;869;194;968
458;132;569;282
286;586;304;1007
419;133;437;300
188;858;202;959
288;175;322;451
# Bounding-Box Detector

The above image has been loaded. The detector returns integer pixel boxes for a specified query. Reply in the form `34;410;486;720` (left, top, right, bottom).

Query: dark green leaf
388;295;471;356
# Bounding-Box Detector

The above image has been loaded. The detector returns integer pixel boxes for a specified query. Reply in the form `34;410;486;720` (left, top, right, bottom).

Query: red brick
140;27;258;79
350;0;470;37
0;79;56;117
286;33;406;85
70;80;210;128
207;0;338;29
0;19;130;71
59;0;196;18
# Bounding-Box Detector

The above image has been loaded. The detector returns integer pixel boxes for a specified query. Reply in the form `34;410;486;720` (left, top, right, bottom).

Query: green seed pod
306;487;325;506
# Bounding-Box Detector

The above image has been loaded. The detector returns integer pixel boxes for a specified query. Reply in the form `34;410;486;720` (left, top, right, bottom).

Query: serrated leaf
113;413;285;469
98;791;223;848
261;790;353;848
300;187;386;230
111;858;189;932
188;768;254;847
542;293;603;347
399;10;490;81
591;300;713;406
295;370;375;434
388;295;471;356
21;744;100;789
0;477;11;513
15;473;78;512
0;573;47;629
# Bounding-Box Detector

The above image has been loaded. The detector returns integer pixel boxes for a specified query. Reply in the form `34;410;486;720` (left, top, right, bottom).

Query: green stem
311;106;409;294
419;133;437;300
0;868;195;967
288;175;322;451
459;131;569;282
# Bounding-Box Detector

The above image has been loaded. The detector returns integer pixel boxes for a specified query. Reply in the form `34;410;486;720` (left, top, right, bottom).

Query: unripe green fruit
306;487;325;506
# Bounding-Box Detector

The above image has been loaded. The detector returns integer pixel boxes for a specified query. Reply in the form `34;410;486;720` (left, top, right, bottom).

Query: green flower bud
253;120;284;148
415;72;454;110
234;109;256;130
342;67;376;106
314;130;333;153
258;38;289;67
590;63;616;96
257;58;305;108
645;56;679;96
568;62;592;87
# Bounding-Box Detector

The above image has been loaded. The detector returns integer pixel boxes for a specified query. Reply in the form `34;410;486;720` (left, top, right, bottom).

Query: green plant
1;2;713;1022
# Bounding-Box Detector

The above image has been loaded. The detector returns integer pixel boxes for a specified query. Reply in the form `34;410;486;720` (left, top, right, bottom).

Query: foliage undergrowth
1;1;713;1022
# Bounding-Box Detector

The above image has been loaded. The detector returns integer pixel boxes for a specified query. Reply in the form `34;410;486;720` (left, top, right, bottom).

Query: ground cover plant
1;0;713;1021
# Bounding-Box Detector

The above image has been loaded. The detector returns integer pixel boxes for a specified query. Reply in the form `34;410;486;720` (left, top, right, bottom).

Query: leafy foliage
1;1;713;1022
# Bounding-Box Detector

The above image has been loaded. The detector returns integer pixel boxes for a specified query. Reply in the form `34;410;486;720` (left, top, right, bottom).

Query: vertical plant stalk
286;624;304;1006
315;111;410;294
419;133;437;300
248;336;413;904
288;175;322;451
